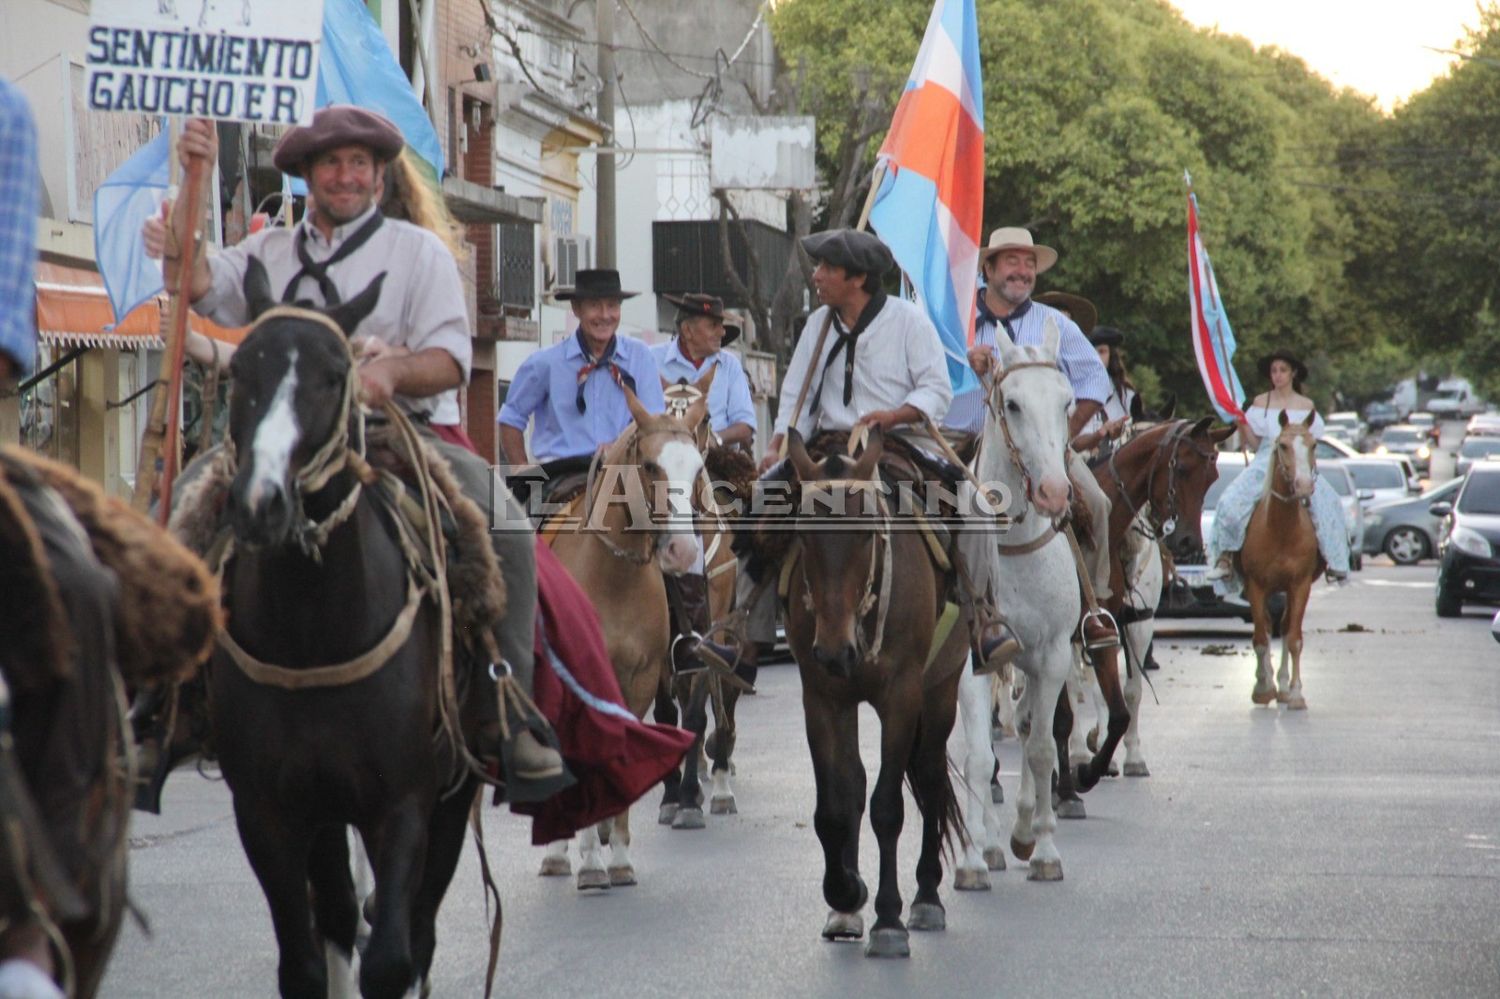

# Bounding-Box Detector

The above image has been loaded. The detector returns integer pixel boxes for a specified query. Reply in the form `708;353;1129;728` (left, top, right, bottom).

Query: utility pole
595;0;616;269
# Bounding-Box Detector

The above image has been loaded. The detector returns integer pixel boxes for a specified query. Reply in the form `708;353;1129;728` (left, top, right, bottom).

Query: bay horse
208;261;489;998
539;379;709;887
1239;410;1322;710
782;427;968;958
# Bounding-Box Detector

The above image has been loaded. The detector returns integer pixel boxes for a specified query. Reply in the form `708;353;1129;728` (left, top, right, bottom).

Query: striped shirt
944;295;1111;435
0;81;38;377
774;296;952;437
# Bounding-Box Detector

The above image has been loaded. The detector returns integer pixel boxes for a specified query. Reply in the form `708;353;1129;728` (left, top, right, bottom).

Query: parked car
1375;424;1433;474
1363;477;1463;565
1433;462;1500;616
1340;456;1420;505
1457;435;1500;477
1320;461;1368;571
1157;451;1286;629
1324;412;1366;449
1465;412;1500;437
1406;411;1443;443
1316;436;1362;461
1364;401;1399;430
1426;389;1486;419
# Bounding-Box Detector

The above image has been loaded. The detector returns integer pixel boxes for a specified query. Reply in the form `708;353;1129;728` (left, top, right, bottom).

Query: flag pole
130;118;180;516
1186;172;1243;420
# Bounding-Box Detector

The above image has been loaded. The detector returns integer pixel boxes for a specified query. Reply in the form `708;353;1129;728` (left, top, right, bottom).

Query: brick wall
468;368;497;464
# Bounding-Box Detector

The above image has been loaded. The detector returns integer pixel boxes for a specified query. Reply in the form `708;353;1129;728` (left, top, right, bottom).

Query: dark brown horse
1065;418;1233;794
209;259;489;997
781;428;967;959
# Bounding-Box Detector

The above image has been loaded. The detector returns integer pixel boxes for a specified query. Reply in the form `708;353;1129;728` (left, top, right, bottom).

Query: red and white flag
1187;176;1246;423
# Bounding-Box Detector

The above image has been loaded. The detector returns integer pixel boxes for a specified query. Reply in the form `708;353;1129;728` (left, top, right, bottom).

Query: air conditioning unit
553;235;591;291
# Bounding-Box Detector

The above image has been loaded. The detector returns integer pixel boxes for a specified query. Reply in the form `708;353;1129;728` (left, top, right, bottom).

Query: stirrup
1204;560;1233;582
670;632;710;676
1081;609;1120;652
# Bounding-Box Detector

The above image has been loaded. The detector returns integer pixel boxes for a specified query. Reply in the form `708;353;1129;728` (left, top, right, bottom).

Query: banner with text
86;0;324;125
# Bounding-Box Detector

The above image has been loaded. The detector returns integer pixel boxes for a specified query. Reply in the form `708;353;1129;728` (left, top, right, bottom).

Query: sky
1169;0;1484;110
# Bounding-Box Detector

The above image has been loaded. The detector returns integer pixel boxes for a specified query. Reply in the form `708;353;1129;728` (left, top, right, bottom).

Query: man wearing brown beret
147;108;566;788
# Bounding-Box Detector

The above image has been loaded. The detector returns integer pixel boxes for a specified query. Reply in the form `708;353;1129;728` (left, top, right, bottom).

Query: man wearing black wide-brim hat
652;292;756;449
149;108;569;789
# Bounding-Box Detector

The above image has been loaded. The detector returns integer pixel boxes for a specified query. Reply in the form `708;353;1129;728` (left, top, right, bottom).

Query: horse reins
1106;420;1216;542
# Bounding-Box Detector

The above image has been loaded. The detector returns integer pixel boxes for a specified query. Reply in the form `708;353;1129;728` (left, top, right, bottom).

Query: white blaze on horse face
1289;433;1316;497
245;352;301;513
656;439;704;575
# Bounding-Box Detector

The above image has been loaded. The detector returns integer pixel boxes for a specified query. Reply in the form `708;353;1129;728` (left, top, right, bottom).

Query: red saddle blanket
511;541;694;845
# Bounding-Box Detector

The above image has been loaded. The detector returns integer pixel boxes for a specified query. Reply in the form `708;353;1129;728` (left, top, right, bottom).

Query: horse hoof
1276;689;1291;704
1286;695;1307;711
1106;761;1120;778
864;928;910;958
908;902;946;931
1057;797;1087;820
1086;726;1100;753
671;807;706;830
1072;763;1098;793
1123;761;1151;778
657;803;679;826
1027;857;1064;882
539;856;571;877
990;782;1004;804
607;865;637;887
983;846;1007;871
954;867;991;891
821;910;864;941
1010;835;1035;862
710;795;737;816
1251;686;1277;705
576;867;610;891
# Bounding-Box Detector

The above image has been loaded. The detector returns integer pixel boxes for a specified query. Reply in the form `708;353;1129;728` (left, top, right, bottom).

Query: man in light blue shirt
651;293;756;450
498;268;666;465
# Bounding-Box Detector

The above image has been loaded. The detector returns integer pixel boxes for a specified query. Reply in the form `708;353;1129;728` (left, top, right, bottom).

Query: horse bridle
1106;420;1217;541
1267;428;1318;506
222;306;366;558
795;471;895;665
983;358;1068;525
580;422;701;566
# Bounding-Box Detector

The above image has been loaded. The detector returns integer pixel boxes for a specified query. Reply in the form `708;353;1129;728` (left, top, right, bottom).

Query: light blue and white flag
92;127;169;326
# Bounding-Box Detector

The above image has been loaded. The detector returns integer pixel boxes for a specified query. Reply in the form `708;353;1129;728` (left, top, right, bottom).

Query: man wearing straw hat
964;226;1120;651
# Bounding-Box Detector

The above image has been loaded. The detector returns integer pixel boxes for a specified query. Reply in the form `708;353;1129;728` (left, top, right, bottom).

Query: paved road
104;562;1500;997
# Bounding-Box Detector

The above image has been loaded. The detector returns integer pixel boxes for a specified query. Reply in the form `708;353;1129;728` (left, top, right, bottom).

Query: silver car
1320;461;1369;571
1362;476;1464;564
1341;456;1420;505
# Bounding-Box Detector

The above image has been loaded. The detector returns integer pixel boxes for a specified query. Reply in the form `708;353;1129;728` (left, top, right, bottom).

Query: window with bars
496;223;536;310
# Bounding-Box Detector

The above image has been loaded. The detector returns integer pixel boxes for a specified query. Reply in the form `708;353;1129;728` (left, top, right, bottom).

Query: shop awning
35;262;246;350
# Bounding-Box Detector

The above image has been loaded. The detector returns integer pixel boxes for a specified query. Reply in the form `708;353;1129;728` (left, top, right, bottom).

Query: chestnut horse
782;428;967;958
1239;411;1322;710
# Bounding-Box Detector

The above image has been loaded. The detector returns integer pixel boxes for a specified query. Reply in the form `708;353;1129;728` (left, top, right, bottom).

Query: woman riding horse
1206;350;1350;586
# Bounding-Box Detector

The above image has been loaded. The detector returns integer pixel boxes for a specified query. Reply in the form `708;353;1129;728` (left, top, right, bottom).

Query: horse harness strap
997;522;1059;556
216;575;426;690
984;360;1067;526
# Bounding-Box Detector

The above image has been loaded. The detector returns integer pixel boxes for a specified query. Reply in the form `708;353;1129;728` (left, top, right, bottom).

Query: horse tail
904;714;969;861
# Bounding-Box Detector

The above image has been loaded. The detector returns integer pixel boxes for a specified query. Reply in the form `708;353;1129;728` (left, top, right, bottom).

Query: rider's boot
1204;553;1235;582
666;573;741;677
977;619;1023;675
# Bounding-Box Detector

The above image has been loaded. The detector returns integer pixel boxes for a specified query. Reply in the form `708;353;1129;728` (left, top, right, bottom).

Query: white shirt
774;296;952;437
1246;404;1324;442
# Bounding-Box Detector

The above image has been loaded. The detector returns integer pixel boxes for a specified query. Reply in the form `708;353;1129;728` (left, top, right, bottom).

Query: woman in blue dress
1205;350;1350;588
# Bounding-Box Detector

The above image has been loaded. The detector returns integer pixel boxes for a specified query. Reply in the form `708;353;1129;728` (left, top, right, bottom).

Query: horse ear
1041;314;1062;360
786;428;818;482
683;366;716;428
1209;422;1237;444
1278;409;1291;428
622;381;653;427
1160;393;1177;420
1190;415;1214;437
243;256;276;321
1302;409;1316;427
851;426;884;480
325;272;387;337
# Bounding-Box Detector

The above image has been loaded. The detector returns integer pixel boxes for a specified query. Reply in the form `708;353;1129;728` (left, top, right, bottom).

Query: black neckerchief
574;332;636;413
810;290;888;413
282;211;384;305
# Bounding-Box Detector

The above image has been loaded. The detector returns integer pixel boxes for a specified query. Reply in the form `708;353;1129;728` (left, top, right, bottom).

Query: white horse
948;657;1009;890
970;321;1081;882
1068;509;1165;783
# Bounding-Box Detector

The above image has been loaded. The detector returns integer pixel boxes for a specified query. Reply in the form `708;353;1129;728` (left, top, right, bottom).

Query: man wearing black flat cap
149;107;569;787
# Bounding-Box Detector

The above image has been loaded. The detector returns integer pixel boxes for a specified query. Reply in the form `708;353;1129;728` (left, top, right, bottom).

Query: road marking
1358;580;1434;588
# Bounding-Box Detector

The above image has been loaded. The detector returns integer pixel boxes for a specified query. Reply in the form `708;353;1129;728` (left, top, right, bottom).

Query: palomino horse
1240;411;1322;710
781;428;968;958
539;379;709;887
207;262;491;997
1061;417;1232;799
